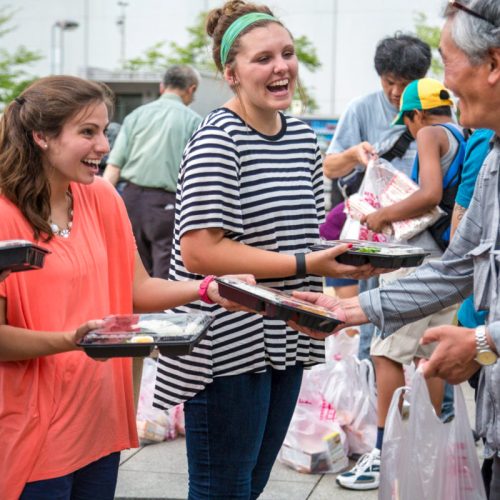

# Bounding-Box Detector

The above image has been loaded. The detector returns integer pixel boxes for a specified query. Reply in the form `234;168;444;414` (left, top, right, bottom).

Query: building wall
84;67;233;121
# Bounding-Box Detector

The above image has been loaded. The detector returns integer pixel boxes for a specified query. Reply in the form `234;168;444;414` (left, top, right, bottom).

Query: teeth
83;159;100;167
269;79;288;87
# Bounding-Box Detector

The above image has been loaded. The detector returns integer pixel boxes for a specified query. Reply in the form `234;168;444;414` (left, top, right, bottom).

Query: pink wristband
198;275;216;304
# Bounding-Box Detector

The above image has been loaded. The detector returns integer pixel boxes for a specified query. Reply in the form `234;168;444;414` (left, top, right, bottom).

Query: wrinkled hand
208;274;259;313
0;270;11;283
354;142;377;166
361;209;391;234
308;244;385;280
420;325;480;384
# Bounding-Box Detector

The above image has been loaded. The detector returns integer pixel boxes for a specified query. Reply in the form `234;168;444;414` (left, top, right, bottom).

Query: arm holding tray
0;252;255;362
132;252;255;313
180;227;379;280
0;298;105;361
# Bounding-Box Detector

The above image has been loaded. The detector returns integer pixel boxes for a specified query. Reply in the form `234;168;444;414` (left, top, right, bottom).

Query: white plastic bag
322;356;377;457
279;364;349;474
346;158;444;242
324;328;360;363
380;370;486;500
136;357;178;445
378;386;410;500
339;213;362;240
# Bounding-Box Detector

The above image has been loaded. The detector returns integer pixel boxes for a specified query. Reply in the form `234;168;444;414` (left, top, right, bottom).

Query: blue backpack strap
410;155;420;184
436;123;467;189
409;123;466;188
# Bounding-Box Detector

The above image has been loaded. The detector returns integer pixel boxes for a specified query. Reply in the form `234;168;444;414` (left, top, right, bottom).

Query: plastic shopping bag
380;370;486;500
279;364;349;474
346;158;444;242
136;357;178;445
324;328;360;363
322;356;377;457
378;386;410;500
339;213;362;240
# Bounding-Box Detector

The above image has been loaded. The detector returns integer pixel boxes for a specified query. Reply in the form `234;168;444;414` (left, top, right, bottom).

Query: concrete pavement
115;382;480;500
116;438;377;500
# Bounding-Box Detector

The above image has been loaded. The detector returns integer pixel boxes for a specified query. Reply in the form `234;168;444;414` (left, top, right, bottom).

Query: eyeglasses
448;0;498;27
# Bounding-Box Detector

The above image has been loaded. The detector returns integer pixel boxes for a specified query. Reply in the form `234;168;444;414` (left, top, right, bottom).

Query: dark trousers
20;452;120;500
490;456;500;500
122;182;176;279
184;364;304;499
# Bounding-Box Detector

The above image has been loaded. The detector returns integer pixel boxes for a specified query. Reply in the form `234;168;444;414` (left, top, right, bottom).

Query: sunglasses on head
448;0;498;27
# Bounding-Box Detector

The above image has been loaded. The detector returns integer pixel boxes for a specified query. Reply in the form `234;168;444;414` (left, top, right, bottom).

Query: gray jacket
360;138;500;456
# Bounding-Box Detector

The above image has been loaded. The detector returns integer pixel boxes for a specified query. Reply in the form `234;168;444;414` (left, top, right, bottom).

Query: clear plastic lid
80;313;213;345
317;239;426;255
217;278;342;320
0;240;38;249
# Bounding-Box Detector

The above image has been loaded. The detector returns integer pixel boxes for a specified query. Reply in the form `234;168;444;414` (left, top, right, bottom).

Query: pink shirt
0;178;139;498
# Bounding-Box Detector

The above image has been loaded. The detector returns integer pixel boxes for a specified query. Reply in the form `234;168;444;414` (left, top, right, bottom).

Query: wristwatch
474;325;498;366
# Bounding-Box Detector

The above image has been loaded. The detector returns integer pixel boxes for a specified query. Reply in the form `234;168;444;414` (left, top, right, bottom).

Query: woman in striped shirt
154;1;377;498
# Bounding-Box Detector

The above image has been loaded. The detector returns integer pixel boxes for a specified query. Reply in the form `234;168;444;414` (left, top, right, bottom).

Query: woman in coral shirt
0;76;244;500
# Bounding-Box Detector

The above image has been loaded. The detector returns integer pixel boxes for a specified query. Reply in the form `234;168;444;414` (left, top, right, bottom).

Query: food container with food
77;312;214;358
311;239;429;269
216;277;343;333
0;240;50;272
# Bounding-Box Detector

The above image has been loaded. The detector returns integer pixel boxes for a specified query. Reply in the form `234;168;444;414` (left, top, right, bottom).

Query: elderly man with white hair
292;0;500;493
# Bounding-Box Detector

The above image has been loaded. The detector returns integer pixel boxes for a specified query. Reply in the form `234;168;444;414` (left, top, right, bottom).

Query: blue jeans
184;364;304;500
20;452;120;500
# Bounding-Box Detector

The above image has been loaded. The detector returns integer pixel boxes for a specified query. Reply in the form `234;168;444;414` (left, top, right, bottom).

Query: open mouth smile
81;158;101;172
267;79;290;95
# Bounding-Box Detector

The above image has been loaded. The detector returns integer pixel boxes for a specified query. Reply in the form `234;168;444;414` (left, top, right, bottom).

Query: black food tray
311;239;429;269
0;240;50;272
77;313;214;358
216;277;343;333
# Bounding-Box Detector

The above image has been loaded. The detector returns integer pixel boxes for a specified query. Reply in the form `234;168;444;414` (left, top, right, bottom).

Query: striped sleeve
177;125;243;239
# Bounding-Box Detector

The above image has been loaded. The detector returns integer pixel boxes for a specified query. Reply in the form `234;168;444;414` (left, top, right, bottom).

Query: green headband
220;12;278;66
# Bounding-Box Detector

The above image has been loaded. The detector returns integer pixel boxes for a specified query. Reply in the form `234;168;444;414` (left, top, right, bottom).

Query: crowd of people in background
0;0;499;498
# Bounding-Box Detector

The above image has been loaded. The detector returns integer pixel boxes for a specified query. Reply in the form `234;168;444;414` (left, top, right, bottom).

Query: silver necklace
50;190;73;238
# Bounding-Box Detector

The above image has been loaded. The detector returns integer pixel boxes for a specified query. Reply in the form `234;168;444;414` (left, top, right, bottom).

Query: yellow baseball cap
392;78;454;126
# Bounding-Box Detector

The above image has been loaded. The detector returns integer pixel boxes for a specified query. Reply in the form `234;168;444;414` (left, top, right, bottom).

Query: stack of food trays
77;313;214;358
216;277;343;333
0;240;50;272
311;239;429;269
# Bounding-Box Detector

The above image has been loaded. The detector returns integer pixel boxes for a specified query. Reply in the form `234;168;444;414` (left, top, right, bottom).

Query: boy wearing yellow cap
337;77;466;491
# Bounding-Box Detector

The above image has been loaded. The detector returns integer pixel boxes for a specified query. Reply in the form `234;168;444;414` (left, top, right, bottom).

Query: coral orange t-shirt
0;178;139;499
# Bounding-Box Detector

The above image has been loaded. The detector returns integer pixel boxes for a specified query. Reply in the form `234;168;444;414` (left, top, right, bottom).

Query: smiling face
226;22;298;116
39;102;110;187
439;19;500;132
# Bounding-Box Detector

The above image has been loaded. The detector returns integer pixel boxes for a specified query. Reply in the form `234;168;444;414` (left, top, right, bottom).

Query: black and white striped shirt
154;108;326;409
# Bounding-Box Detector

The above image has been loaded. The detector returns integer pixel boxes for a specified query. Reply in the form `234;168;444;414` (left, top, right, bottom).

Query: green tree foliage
414;12;443;77
0;7;41;107
124;11;322;112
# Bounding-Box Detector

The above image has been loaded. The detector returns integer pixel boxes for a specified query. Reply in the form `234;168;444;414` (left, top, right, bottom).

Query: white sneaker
336;448;380;490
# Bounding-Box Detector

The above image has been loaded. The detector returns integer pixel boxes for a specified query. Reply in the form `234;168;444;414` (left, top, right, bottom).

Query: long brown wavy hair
0;76;114;241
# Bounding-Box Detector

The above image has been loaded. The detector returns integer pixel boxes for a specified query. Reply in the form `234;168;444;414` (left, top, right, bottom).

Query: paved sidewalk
116;440;376;500
115;382;480;500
